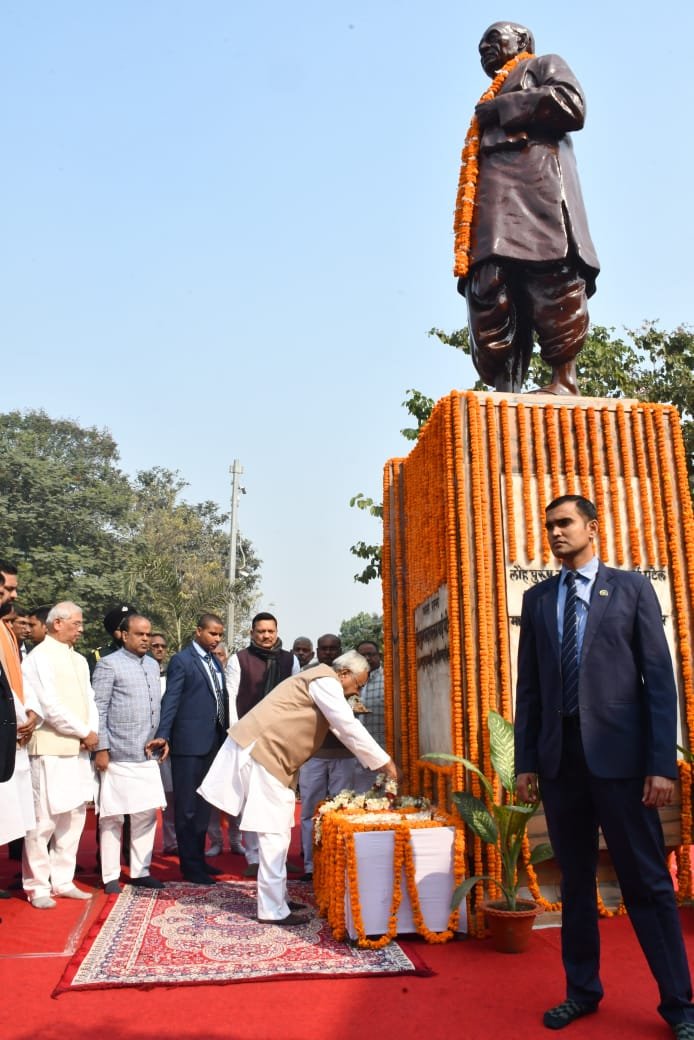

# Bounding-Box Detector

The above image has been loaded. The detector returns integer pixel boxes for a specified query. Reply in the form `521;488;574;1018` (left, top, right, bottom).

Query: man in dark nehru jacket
224;611;299;875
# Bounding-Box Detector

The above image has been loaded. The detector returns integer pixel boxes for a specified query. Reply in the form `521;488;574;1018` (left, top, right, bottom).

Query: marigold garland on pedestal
558;405;577;496
544;404;562;501
573;406;592;501
616;403;641;566
499;399;517;561
643;407;668;567
531;406;550;562
631;407;656;566
586;408;608;562
517;402;535;561
601;408;625;565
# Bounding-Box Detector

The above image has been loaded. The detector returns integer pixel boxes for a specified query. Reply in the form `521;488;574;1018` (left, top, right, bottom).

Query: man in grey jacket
93;614;166;893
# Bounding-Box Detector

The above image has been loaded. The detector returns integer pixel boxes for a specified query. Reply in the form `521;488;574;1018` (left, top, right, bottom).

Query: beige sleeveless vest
230;664;336;787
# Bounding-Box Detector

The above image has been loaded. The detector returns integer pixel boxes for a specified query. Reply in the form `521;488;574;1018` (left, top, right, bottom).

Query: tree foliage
339;611;383;651
429;322;693;488
350;322;694;586
0;411;262;651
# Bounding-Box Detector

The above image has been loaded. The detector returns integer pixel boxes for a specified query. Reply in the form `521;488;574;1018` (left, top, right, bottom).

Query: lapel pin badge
599;589;609;597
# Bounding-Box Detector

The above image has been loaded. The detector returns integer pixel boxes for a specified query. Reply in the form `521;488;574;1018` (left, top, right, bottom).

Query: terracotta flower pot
483;899;543;953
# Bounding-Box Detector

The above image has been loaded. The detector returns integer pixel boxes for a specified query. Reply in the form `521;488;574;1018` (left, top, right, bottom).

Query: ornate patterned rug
53;881;431;993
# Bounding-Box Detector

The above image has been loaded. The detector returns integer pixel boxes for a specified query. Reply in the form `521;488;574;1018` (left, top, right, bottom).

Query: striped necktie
205;655;226;727
561;571;580;716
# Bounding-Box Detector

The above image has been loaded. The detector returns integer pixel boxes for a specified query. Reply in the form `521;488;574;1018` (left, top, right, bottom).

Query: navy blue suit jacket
514;562;678;780
156;642;228;757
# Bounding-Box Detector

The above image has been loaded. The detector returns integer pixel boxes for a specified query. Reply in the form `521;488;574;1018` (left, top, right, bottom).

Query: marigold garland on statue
643;407;668;567
453;52;533;278
499;400;517;561
544;405;562;501
531;406;550;562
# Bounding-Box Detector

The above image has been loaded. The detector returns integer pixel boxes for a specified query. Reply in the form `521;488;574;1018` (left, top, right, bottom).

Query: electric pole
227;459;244;647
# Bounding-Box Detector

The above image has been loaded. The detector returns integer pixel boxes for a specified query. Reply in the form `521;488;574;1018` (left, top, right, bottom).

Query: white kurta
0;684;41;843
199;674;389;831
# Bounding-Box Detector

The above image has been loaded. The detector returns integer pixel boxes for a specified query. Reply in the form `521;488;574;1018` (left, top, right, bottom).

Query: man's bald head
478;22;534;78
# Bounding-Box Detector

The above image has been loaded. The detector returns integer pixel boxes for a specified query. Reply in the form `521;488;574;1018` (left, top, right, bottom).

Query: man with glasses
200;650;397;925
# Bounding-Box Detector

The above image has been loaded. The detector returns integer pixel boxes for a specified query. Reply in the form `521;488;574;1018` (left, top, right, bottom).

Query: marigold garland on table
453;52;533;278
314;808;465;948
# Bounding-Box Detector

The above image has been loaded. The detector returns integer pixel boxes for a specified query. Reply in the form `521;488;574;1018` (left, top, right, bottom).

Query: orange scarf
0;621;24;702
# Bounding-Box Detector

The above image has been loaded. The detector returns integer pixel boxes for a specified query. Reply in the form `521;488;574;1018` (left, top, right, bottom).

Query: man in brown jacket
198;650;397;925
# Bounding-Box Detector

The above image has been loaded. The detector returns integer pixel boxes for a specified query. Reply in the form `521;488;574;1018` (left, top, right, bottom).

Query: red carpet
53;880;429;993
1;811;693;1040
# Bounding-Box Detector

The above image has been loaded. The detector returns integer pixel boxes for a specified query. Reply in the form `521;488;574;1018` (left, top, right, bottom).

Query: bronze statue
454;22;599;395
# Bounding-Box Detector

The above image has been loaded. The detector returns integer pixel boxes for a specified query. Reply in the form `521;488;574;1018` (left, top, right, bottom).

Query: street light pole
227;459;244;647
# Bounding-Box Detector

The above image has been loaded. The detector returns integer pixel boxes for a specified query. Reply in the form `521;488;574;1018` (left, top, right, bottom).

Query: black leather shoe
205;863;223;875
104;880;121;895
128;876;165;889
183;873;217;885
299;872;313;883
257;912;309;927
543;1000;599;1030
288;900;308;911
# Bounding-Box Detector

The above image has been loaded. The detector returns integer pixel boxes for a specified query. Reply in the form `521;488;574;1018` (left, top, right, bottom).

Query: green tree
429;322;693;489
339;611;383;651
0;413;264;651
349;390;435;584
0;410;135;647
350;322;694;587
125;467;262;651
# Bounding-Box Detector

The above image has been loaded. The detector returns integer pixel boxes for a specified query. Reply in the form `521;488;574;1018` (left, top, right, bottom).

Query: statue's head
478;22;534;78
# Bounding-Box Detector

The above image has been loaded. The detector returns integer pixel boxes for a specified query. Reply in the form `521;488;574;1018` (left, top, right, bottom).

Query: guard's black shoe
543;1000;599;1030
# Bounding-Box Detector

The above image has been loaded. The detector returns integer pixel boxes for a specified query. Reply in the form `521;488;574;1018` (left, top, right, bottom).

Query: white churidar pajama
23;753;94;899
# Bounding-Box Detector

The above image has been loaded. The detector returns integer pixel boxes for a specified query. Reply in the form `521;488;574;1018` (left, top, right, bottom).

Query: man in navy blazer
151;613;228;884
515;495;694;1037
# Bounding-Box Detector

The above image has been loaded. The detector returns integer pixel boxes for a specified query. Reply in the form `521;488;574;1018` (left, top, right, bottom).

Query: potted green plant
425;710;554;952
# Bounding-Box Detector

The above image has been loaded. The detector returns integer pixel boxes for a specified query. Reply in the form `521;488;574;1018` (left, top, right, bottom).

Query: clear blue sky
3;2;692;644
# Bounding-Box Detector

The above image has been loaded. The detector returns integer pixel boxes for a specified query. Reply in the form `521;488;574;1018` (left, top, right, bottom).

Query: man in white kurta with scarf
22;602;98;909
197;650;397;925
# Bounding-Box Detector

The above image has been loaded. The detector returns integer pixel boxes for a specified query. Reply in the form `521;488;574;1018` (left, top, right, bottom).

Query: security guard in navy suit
515;494;694;1037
